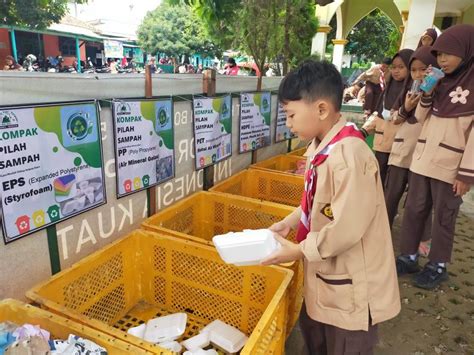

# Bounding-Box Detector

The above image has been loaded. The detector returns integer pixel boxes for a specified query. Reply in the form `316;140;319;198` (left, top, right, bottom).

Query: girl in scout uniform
261;60;400;355
361;49;413;185
397;24;474;289
384;46;439;254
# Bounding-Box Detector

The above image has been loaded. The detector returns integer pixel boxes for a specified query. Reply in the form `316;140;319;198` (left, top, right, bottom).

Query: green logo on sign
117;102;132;115
158;107;168;127
67;113;90;141
0;111;19;129
262;98;269;110
222;103;229;116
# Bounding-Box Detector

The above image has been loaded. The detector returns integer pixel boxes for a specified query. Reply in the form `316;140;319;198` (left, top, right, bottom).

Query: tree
236;0;282;81
0;0;88;29
165;0;236;49
284;0;318;70
166;0;317;75
345;9;400;62
137;3;221;62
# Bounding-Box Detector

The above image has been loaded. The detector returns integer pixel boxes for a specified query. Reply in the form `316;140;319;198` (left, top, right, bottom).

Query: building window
59;36;76;56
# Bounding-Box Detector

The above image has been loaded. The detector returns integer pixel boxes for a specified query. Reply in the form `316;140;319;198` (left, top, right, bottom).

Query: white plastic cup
420;67;444;93
410;79;422;94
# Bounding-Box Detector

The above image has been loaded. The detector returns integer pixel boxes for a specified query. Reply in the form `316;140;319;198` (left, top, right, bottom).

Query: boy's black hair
382;57;392;65
278;60;343;111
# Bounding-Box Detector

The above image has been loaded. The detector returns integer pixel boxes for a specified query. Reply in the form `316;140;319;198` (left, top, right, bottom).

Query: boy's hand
269;221;291;238
453;179;471;197
261;235;304;266
405;91;422;112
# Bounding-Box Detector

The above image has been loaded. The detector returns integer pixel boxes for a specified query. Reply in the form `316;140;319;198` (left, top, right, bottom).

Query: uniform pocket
374;130;384;148
390;138;404;157
433;141;464;171
413;139;426;160
440;198;462;228
316;273;355;313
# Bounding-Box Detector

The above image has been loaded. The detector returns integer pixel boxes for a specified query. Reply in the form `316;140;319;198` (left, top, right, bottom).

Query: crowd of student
262;24;473;354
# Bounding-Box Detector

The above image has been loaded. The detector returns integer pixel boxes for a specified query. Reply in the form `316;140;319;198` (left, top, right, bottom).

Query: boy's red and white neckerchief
295;123;365;243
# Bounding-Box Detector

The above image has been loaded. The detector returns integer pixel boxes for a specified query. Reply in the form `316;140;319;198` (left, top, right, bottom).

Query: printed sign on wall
239;92;271;153
112;99;175;198
0;101;106;243
192;95;232;170
275;102;296;142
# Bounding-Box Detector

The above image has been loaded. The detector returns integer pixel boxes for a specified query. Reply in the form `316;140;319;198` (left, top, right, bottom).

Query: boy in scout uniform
262;60;400;354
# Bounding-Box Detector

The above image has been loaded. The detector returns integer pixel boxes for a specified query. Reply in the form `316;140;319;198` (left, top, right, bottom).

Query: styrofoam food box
201;319;248;353
158;340;182;352
212;229;280;266
181;332;210;351
143;313;187;343
183;349;218;355
127;323;146;338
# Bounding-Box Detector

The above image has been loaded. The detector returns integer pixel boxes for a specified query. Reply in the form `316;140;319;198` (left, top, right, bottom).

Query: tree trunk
282;0;291;75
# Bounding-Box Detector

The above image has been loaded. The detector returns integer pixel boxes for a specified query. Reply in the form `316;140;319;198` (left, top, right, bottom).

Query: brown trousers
299;303;378;355
400;172;462;263
375;151;389;187
384;165;432;241
363;81;382;113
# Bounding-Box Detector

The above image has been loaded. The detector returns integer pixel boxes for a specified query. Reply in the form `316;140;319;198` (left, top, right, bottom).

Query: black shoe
396;255;420;275
414;262;448;290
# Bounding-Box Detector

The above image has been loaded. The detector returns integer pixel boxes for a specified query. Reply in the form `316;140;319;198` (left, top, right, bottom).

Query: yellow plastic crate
286;147;307;156
209;169;303;207
250;155;307;176
27;231;293;355
0;299;147;354
141;191;303;335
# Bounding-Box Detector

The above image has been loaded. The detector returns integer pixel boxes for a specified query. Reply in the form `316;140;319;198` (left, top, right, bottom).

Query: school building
312;0;474;70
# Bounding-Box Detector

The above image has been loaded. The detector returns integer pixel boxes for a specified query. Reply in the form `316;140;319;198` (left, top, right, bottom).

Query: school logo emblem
67;112;91;141
262;98;269;111
157;107;169;127
320;204;334;220
221;102;229;116
0;111;19;129
195;100;203;109
117;102;132;115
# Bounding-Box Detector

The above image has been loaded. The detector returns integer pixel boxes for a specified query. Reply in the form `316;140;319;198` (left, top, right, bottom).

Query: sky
69;0;162;38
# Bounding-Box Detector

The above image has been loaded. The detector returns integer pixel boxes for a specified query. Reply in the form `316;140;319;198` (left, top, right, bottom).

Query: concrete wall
462;4;474;25
0;73;291;300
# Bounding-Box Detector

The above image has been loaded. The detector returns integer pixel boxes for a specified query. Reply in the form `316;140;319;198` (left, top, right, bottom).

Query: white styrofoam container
143;313;187;343
158;340;183;352
183;349;218;355
127;323;146;338
181;332;211;351
200;320;248;353
212;229;280;266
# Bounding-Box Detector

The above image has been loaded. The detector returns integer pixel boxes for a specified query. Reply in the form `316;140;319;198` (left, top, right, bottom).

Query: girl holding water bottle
384;46;438;255
396;24;473;290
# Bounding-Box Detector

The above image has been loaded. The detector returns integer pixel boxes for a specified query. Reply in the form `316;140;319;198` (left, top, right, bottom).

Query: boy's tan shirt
283;118;401;331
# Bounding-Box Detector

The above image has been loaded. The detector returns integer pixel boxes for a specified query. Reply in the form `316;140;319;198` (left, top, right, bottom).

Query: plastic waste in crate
127;313;187;343
213;229;280;266
181;320;247;354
